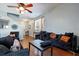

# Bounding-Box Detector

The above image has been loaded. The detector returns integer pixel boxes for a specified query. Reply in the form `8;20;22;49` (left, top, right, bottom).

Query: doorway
33;17;45;38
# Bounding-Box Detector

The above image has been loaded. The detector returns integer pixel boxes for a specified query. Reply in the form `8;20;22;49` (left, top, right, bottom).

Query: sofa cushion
51;40;69;50
0;36;14;49
0;45;10;55
65;32;73;36
65;33;73;38
50;32;56;40
0;45;9;51
60;35;70;43
5;48;29;56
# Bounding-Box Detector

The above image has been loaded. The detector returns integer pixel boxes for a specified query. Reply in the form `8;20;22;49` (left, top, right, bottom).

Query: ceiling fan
7;3;33;14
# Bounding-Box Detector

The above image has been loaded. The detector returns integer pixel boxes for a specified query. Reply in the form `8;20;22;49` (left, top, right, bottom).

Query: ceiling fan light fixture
7;3;33;14
19;7;24;11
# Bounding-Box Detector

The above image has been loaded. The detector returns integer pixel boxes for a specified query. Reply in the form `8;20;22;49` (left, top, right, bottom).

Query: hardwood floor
21;36;74;56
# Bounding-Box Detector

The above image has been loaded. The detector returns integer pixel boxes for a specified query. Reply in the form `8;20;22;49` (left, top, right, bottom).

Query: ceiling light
19;7;24;11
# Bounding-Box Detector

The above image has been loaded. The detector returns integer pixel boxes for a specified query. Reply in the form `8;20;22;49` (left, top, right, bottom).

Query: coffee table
29;39;53;56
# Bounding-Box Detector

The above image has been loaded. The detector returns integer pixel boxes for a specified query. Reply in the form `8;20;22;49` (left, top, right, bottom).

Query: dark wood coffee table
29;39;53;56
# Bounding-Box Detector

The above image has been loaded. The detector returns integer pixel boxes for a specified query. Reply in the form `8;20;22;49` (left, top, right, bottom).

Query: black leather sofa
0;43;29;56
35;31;77;52
35;31;50;40
0;38;29;56
51;34;77;52
0;45;29;56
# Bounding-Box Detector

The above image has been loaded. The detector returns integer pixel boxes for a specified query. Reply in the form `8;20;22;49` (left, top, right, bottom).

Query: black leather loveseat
51;34;77;52
35;31;77;52
0;38;29;56
0;45;29;56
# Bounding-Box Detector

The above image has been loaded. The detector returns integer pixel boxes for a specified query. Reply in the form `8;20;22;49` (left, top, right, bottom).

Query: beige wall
44;4;79;35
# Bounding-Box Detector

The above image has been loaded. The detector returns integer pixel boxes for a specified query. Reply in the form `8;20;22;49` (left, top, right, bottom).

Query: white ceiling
0;3;61;19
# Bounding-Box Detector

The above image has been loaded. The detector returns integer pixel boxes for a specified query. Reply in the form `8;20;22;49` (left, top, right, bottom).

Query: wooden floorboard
21;36;74;56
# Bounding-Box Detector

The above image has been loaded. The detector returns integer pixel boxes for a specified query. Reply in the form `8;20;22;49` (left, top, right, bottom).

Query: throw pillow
65;32;73;38
50;32;56;40
60;35;70;43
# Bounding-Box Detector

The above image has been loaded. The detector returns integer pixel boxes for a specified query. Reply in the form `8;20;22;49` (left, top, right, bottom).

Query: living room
0;3;79;56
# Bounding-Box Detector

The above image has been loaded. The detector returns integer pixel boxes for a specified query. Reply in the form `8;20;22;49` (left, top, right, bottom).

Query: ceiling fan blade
7;12;19;17
25;4;33;7
7;6;17;8
25;9;32;13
